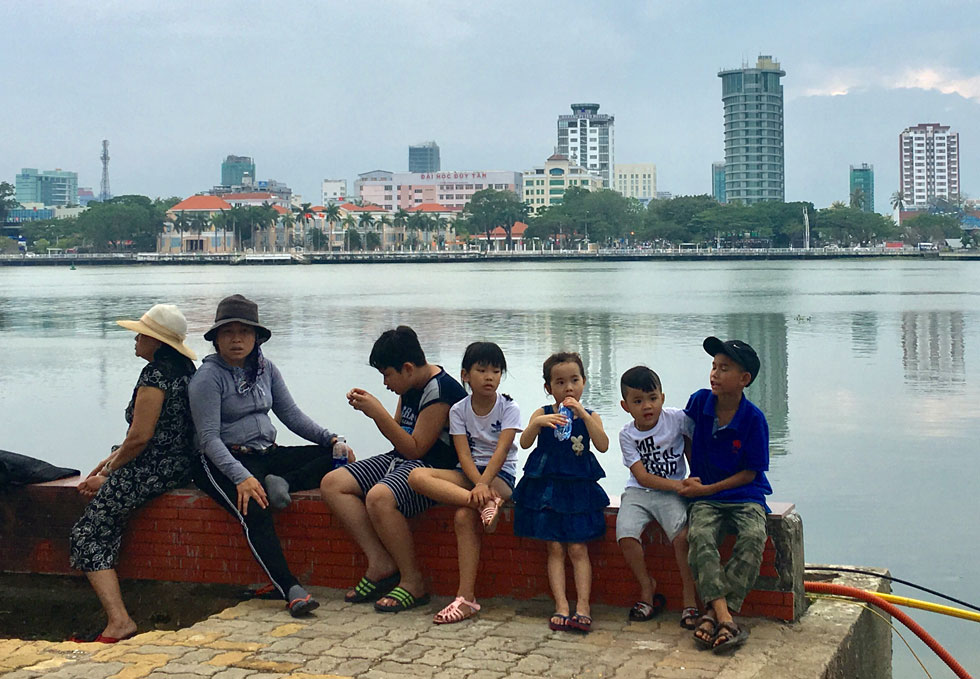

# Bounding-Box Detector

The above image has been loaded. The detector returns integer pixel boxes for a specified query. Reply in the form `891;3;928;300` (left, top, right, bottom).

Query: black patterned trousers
69;450;195;572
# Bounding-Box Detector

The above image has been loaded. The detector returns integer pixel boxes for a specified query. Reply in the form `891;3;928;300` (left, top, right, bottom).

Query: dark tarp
0;449;79;490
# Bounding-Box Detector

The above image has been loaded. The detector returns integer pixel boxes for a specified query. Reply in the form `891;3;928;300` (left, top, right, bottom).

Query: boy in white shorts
616;366;699;628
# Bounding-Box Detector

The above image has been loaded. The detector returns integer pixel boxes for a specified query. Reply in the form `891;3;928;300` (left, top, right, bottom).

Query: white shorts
616;486;689;543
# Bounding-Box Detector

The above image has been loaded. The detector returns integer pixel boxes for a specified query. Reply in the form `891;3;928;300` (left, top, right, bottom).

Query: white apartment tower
900;123;960;208
557;103;615;188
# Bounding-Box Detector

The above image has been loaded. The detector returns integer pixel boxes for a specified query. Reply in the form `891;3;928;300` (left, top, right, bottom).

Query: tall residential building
849;163;875;213
15;168;78;206
711;161;726;203
221;155;255;186
718;55;785;204
408;141;440;173
523;154;603;209
899;123;959;208
557;103;615;188
613;163;656;201
321;179;348;206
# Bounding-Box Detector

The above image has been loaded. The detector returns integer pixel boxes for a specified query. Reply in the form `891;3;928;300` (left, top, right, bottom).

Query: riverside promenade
0;569;889;679
0;246;953;267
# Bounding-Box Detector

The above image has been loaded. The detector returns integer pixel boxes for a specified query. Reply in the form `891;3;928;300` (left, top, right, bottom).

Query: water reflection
901;312;965;393
850;312;878;356
722;313;790;455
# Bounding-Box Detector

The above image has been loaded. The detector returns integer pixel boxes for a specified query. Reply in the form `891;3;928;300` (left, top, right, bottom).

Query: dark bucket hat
703;336;760;385
204;294;272;343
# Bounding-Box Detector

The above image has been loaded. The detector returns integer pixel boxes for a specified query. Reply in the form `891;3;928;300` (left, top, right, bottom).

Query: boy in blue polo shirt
681;337;771;655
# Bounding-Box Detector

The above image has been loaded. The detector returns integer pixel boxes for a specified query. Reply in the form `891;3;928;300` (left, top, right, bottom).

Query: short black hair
369;325;426;371
461;341;507;373
542;351;585;384
620;365;663;398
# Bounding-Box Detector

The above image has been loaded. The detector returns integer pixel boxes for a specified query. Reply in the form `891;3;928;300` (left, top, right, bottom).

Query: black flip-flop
628;593;667;622
344;571;400;603
712;621;749;654
374;586;431;613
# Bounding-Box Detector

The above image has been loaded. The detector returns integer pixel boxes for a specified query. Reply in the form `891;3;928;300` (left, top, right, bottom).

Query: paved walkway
0;575;878;679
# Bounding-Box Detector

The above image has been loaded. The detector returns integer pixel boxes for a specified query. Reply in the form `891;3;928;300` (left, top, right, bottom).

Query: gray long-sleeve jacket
188;354;336;485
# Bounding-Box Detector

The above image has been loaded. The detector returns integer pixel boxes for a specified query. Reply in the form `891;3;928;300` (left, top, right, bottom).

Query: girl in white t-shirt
408;342;522;624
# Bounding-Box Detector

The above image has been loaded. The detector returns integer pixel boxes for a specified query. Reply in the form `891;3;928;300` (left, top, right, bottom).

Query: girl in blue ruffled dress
512;352;610;633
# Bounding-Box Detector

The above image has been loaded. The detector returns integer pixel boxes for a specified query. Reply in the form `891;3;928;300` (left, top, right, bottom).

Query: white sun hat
117;304;197;361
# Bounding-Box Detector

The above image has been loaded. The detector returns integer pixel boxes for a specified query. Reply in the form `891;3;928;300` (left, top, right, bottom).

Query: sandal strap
631;601;653;616
434;596;481;623
384;586;415;606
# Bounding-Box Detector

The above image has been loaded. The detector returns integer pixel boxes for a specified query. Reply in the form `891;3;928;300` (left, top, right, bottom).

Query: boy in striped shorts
321;326;465;613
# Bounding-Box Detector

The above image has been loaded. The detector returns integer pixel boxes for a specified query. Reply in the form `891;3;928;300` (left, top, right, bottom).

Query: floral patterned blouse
124;345;197;461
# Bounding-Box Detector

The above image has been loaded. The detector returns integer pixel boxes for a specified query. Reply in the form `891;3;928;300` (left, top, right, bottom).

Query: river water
1;260;977;676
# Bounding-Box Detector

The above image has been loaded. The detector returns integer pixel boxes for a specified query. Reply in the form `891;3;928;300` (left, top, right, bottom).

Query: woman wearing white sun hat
68;303;198;644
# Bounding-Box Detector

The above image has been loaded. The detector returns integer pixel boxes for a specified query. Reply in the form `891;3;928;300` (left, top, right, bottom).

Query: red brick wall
0;480;798;621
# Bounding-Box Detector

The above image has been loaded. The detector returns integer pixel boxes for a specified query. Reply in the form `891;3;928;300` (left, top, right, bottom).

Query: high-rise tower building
849;163;875;212
711;161;726;203
221;155;255;186
557;103;615;188
409;141;440;173
15;168;78;206
899;123;959;209
718;56;785;204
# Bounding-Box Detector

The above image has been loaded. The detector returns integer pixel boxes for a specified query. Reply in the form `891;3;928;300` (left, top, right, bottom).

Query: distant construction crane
100;139;110;202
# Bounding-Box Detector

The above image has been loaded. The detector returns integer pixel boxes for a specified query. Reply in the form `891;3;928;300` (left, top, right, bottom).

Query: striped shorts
342;451;435;518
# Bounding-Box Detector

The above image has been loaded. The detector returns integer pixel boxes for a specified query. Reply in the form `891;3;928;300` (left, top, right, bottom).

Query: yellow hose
872;592;980;623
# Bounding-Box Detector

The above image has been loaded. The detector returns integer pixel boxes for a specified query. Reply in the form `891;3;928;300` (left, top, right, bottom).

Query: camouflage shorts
687;501;767;612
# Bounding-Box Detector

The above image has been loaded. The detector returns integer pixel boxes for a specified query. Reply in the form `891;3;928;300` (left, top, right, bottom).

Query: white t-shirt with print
449;393;522;478
620;407;693;489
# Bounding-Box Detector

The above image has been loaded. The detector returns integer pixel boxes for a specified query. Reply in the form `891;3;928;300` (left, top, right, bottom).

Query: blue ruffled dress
512;405;610;542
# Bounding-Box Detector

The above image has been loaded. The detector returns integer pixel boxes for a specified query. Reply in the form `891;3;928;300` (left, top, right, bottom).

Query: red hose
805;581;973;679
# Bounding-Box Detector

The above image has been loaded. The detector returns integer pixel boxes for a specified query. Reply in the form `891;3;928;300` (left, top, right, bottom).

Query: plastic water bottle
554;405;573;441
333;437;350;468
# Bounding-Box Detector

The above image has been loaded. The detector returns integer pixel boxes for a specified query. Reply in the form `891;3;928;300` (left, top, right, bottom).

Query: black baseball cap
703;337;760;386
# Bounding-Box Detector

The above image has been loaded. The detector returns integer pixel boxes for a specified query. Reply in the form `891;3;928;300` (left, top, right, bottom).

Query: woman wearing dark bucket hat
188;294;353;617
69;303;198;643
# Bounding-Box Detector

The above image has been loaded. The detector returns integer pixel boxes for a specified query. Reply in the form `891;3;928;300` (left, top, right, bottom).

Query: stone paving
0;577;879;679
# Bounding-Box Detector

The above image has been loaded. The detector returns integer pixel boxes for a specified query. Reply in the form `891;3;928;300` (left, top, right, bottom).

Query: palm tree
173;212;189;251
890;190;905;213
323;203;341;250
228;205;247;251
292;202;313;249
342;214;357;251
392;208;410;251
376;215;392;250
850;188;866;212
830;200;848;210
211;209;231;251
358;211;376;250
281;211;296;249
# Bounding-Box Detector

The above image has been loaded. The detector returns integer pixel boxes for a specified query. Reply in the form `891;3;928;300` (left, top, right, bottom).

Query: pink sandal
433;596;481;624
480;497;505;533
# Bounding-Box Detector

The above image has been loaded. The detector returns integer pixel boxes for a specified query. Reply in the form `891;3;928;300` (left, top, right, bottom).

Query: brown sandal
693;614;718;649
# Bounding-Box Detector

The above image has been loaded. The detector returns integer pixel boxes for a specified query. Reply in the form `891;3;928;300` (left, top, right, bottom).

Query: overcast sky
2;0;978;214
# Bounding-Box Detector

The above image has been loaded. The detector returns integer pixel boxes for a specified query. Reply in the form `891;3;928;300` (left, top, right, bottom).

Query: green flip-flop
344;571;400;603
374;586;431;613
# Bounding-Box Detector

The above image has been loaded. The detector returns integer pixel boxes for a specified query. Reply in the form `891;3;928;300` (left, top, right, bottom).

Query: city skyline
2;1;979;215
